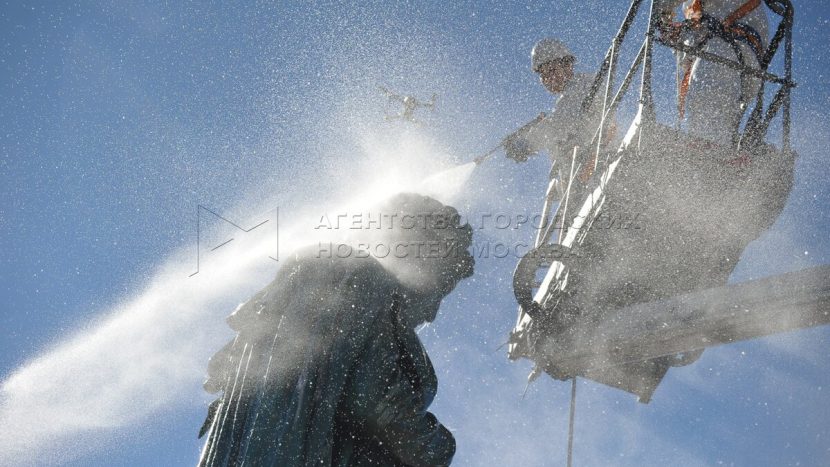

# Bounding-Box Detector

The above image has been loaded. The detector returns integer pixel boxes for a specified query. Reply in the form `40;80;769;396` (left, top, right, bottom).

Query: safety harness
675;0;764;120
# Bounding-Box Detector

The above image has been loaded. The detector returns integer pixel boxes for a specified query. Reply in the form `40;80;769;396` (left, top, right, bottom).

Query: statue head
365;193;474;326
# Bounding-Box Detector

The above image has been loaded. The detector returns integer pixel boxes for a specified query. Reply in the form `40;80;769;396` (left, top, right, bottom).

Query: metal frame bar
624;0;794;152
582;0;644;113
533;164;562;248
587;42;647;161
782;1;793;150
656;38;793;86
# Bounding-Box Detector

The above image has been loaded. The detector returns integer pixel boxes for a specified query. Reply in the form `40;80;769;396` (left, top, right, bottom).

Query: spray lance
473;112;547;165
416;113;546;198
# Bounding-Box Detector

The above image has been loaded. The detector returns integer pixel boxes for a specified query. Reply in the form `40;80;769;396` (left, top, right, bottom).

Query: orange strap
684;0;762;27
723;0;764;53
724;0;762;26
677;0;703;120
726;24;763;53
683;0;704;22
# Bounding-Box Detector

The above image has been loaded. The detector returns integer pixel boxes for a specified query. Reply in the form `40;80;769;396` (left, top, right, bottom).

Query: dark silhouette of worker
197;193;474;466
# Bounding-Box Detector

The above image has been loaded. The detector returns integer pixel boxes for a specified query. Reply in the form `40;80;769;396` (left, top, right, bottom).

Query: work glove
503;112;547;163
503;132;535;162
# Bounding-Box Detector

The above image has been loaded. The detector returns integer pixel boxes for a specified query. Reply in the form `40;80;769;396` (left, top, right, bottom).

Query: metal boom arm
545;266;830;375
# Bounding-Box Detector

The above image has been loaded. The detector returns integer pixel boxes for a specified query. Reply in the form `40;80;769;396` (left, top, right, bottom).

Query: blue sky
2;1;829;465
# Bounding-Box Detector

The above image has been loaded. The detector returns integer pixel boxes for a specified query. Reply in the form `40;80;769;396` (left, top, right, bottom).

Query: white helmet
531;38;574;72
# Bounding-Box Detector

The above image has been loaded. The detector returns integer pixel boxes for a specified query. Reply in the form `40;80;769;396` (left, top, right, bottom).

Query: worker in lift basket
504;38;612;193
658;0;769;144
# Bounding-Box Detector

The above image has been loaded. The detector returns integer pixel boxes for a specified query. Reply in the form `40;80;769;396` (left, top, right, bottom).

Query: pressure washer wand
473;112;547;166
473;142;504;165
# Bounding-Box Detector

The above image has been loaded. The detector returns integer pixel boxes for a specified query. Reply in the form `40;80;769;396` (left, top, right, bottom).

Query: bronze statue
198;193;474;466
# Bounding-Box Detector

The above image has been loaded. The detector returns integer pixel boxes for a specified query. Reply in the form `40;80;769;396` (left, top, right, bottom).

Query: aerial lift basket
508;0;797;402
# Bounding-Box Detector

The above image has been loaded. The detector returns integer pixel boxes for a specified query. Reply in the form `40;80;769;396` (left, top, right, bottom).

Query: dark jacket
198;248;455;466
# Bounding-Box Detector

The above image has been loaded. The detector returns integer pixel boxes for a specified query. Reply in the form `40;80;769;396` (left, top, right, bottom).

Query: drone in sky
378;85;437;124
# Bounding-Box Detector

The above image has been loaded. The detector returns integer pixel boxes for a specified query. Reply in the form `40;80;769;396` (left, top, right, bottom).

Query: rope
567;377;577;467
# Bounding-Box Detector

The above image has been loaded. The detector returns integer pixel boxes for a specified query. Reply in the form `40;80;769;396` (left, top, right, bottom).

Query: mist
2;2;829;466
0;124;479;466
